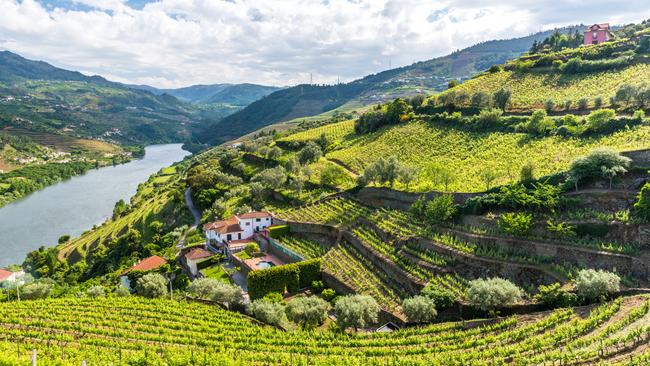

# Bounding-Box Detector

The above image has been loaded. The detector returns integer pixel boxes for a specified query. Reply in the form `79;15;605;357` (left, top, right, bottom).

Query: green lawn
200;265;231;283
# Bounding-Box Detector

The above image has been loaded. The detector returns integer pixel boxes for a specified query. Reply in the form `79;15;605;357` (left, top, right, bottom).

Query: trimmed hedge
269;225;290;238
248;258;322;299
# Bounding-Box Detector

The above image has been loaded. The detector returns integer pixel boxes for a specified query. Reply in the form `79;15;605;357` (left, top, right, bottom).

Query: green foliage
403;295;438;323
269;225;289;238
252;166;287;190
561;56;633;74
263;292;284;304
86;285;105;298
355;99;413;134
285;296;331;329
574;269;620;302
525;110;556;135
492;88;512;110
634;183;650;222
188;278;224;300
248;299;288;328
135;273;168;299
473;108;503;129
114;285;131;297
248;259;321;299
321;288;336;302
298;142;323;165
467;278;523;311
498;212;533;236
20;281;54;300
244;242;260;256
530;29;583;53
319;164;348;187
311;280;325;294
360;156;416;188
113;199;128;220
57;235;71;245
411;195;457;225
545;220;576;239
420;283;455;310
334;294;380;330
519;162;535;183
585;109;617;133
211;282;244;309
534;283;577;308
568;148;631;189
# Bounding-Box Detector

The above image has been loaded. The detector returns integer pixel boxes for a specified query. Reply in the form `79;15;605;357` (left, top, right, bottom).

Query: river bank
0;144;190;267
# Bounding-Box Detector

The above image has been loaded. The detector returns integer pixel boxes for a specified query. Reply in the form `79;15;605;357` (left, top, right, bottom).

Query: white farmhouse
203;211;273;254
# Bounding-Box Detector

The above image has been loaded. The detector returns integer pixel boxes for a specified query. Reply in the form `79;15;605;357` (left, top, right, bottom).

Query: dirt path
184;188;201;228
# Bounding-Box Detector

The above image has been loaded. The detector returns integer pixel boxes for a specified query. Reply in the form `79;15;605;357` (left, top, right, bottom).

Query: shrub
21;282;54;300
285;296;331;329
244;242;260;256
298;142;322;164
467;278;523;311
492;88;512;111
473;108;503;129
360;156;415;188
546;220;576;239
321;288;336;302
526;110;555;135
488;65;502;73
212;282;244;309
519;162;535;182
585;109;617;133
115;285;131;297
498;212;533;236
594;96;603;108
188;278;223;300
248;299;288;328
268;225;289;238
447;79;459;89
86;285;105;298
263;292;284;304
248;259;321;299
544;99;555;113
634;183;650;223
135;273;168;299
633;109;646;121
320;165;349;187
420;284;455;310
471;92;491;108
568;148;631;190
578;98;589;110
311;280;325;294
411;194;457;225
534;283;577;308
403;296;438;323
334;295;380;331
574;269;620;302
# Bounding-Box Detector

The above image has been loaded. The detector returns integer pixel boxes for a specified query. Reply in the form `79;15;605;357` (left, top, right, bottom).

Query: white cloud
0;0;647;88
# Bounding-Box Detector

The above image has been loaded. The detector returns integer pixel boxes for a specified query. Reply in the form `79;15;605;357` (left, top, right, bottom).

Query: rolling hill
199;28;576;145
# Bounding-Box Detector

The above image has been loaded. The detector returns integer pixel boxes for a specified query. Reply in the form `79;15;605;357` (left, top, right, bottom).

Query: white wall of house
238;216;272;236
187;259;199;276
119;275;132;291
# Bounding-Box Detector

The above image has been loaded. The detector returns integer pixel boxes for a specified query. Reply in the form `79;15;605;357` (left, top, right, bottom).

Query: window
593;32;598;38
238;233;241;240
226;234;232;241
256;218;261;222
245;222;250;226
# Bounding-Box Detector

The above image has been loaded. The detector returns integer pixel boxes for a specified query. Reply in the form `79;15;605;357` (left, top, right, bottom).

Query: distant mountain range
0;51;279;146
198;28;573;145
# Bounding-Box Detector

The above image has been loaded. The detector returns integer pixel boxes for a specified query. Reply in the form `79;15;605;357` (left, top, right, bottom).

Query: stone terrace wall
404;237;561;287
623;149;650;169
445;228;648;278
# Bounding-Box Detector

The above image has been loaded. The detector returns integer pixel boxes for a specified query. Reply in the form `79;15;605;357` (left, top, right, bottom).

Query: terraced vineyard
3;297;650;365
278;119;355;145
438;63;650;110
326;121;650;192
274;235;326;259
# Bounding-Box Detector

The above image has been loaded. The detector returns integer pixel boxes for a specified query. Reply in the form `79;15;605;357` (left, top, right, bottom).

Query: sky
0;0;648;88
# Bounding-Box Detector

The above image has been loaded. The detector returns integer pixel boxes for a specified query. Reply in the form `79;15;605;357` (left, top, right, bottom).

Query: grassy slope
291;119;650;192
441;63;650;110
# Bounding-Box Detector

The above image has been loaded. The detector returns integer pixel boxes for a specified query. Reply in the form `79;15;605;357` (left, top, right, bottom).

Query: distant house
203;211;273;255
183;247;214;277
584;23;613;45
0;269;16;284
119;255;168;290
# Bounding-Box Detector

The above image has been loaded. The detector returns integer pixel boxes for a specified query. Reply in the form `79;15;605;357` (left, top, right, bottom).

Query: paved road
184;188;202;228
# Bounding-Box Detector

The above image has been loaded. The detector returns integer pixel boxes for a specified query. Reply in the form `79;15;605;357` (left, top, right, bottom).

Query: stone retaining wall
356;187;480;210
403;237;562;286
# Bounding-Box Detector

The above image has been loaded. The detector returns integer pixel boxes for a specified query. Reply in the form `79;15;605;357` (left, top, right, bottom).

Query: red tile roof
185;247;213;261
122;256;167;275
238;211;272;219
0;269;13;281
203;216;243;234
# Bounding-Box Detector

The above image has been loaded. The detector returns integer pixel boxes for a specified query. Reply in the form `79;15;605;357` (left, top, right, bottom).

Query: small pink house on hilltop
584;23;613;45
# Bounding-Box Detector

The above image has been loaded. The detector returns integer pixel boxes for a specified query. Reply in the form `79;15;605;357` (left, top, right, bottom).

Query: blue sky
0;0;648;88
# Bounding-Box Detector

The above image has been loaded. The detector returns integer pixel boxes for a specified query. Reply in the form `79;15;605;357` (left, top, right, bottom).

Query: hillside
2;296;650;365
199;28;570;145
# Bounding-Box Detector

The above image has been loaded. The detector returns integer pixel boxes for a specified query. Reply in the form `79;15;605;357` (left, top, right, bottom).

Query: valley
1;13;650;366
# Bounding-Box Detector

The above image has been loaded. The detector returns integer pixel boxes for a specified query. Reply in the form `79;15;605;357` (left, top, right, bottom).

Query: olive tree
402;296;438;323
248;299;288;328
298;142;322;165
285;296;331;329
115;285;131;297
568;148;631;190
212;282;244;309
492;88;512;111
467;278;523;311
334;295;380;331
574;269;620;302
86;285;105;298
135;273;168;299
21;282;54;300
188;278;223;300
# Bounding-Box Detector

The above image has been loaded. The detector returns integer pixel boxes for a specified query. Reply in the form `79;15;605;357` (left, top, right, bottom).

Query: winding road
184;188;202;228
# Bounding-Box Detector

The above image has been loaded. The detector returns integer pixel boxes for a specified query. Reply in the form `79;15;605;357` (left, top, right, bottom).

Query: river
0;144;191;267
